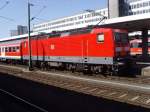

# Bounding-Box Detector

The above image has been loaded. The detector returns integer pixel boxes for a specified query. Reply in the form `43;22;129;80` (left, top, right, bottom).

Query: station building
127;0;150;37
33;8;108;33
108;0;150;38
33;0;150;34
128;0;150;16
108;0;150;18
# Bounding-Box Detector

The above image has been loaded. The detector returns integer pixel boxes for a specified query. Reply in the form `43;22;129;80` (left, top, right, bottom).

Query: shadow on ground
0;73;149;112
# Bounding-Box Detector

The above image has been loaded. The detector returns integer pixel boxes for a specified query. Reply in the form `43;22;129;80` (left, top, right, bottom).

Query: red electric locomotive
0;27;129;74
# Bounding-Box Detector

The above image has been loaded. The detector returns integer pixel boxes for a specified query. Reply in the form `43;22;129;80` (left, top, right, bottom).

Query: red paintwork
21;28;115;58
0;28;129;61
130;39;150;55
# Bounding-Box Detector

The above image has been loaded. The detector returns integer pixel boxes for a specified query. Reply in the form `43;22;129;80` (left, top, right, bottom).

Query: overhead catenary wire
31;5;47;21
32;17;49;22
85;9;107;25
0;0;9;10
0;1;15;22
33;5;46;18
23;0;48;22
0;15;15;22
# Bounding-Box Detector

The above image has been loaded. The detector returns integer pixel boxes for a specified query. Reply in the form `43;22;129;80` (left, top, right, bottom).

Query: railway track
0;62;150;85
0;63;150;109
45;69;150;85
0;88;48;112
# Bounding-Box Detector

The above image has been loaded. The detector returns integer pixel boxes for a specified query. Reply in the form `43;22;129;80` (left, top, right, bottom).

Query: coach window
9;47;11;52
5;47;8;52
131;43;141;48
97;33;104;43
13;47;16;52
16;46;19;52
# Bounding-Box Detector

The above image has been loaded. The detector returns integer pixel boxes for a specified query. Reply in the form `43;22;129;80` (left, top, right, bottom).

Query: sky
0;0;107;38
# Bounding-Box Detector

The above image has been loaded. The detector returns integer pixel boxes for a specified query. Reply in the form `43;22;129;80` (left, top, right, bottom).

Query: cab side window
97;33;104;43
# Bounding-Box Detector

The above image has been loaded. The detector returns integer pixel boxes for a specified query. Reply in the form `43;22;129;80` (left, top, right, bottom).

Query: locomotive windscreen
115;32;128;43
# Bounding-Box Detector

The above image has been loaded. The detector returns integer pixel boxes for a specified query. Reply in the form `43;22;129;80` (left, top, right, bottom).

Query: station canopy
100;14;150;32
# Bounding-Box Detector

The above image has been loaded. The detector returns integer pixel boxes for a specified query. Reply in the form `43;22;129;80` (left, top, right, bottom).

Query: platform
142;66;150;76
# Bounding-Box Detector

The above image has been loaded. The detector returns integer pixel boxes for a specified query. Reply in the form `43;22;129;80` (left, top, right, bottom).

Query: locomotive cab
87;28;130;74
114;30;130;58
113;30;130;73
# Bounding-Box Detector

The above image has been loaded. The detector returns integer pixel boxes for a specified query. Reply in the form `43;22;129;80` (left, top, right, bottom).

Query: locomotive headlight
117;58;120;61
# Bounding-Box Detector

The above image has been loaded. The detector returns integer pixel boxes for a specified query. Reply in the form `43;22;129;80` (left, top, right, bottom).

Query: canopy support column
142;29;148;61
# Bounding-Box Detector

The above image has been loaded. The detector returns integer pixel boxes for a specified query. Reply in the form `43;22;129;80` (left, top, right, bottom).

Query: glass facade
127;0;150;15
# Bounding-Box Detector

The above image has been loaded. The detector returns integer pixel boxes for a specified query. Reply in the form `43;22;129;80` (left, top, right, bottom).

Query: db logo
50;44;55;50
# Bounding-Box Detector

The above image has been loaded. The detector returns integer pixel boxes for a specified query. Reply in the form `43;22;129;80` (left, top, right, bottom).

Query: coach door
1;47;5;57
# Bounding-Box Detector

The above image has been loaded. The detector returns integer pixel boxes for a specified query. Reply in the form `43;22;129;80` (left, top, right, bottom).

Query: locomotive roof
0;32;39;42
0;26;95;42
